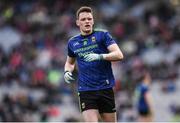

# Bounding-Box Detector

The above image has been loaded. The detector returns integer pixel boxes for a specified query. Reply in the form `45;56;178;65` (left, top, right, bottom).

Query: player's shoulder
68;33;81;43
69;33;81;40
94;28;108;33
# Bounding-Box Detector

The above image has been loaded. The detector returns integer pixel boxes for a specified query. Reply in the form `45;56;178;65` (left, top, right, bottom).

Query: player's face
76;12;94;35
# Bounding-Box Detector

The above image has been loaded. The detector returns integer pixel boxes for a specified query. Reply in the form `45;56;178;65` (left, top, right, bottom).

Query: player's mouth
85;25;90;28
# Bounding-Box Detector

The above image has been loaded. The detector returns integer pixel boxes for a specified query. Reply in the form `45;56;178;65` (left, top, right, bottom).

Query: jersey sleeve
142;85;149;94
103;31;116;47
67;41;76;57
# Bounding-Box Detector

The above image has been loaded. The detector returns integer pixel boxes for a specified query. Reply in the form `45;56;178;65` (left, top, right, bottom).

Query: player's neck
81;30;93;36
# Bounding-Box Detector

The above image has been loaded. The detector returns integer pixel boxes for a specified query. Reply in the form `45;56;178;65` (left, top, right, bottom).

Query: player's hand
84;53;103;62
64;71;75;83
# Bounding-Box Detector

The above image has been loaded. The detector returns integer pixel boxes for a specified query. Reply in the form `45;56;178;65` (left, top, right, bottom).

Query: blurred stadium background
0;0;180;122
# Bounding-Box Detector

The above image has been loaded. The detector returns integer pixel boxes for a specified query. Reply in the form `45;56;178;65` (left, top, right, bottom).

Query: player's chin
84;28;92;32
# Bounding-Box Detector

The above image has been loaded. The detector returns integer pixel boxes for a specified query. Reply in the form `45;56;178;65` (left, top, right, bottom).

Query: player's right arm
65;56;76;72
64;56;76;83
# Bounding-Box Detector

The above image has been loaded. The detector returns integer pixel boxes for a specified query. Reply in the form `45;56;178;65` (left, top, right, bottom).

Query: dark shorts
78;88;116;113
138;110;150;116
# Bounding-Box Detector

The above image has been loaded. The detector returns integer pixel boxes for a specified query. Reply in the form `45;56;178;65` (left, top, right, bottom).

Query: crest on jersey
82;39;88;46
91;36;96;42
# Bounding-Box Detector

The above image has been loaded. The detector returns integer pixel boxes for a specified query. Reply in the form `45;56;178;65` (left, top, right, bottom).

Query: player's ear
76;20;80;26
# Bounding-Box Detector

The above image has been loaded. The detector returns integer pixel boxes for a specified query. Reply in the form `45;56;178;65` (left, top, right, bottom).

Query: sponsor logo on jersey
73;42;80;46
82;39;88;46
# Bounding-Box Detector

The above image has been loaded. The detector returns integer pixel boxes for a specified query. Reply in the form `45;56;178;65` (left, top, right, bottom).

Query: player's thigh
82;109;99;122
138;116;152;122
100;112;117;122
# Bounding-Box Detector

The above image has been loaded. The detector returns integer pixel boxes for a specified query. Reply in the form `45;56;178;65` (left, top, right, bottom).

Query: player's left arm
102;43;123;61
84;43;124;62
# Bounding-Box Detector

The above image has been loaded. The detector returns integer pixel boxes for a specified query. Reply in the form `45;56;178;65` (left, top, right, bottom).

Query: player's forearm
145;92;154;115
102;51;123;61
64;62;75;72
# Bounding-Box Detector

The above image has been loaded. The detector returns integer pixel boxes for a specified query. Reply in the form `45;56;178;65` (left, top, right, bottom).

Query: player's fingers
65;76;74;82
85;56;92;61
84;55;90;61
65;79;71;83
66;75;75;80
65;73;75;80
67;72;73;77
84;54;90;59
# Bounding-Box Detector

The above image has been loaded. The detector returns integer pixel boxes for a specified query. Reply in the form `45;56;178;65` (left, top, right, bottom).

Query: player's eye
80;18;92;21
80;18;86;21
88;18;92;21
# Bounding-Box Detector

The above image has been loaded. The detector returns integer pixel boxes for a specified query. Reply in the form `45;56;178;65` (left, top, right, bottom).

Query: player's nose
85;19;90;23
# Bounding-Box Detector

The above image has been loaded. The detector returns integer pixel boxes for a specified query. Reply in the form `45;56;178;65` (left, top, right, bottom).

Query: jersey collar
80;30;95;38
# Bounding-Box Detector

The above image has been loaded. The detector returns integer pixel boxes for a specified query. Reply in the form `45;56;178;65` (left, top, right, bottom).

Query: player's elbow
117;51;124;61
